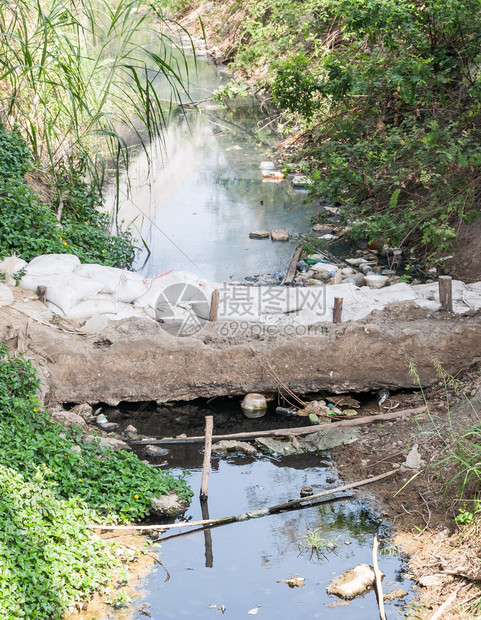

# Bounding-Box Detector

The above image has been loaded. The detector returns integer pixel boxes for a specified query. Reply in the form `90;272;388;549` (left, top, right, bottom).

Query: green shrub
0;131;135;267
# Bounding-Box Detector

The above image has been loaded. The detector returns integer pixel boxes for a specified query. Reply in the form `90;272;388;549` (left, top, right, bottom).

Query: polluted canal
102;402;415;619
100;43;416;619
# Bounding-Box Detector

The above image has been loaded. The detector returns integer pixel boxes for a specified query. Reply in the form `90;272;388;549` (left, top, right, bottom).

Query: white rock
327;564;380;599
51;410;88;430
211;440;257;455
403;443;423;470
151;493;188;516
270;230;290;242
70;403;93;418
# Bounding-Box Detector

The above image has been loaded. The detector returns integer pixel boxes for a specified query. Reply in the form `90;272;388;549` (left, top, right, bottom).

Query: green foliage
272;54;319;119
0;130;135;266
213;78;250;104
0;0;190;196
298;528;340;552
211;0;481;257
0;345;192;523
455;507;476;527
0;344;193;615
0;124;31;178
0;466;116;619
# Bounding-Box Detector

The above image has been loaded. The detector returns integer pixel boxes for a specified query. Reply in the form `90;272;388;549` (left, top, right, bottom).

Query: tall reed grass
0;0;191;192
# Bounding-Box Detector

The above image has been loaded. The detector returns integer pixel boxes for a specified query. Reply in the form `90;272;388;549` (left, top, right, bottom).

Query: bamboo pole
156;495;351;544
372;534;387;620
200;416;213;499
91;469;397;532
129;407;425;446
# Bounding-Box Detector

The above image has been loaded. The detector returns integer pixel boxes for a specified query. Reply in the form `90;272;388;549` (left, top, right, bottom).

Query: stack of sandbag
17;254;214;323
18;254;148;321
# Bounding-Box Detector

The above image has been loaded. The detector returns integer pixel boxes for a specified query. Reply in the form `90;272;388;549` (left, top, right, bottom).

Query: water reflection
134;457;412;619
106;54;319;282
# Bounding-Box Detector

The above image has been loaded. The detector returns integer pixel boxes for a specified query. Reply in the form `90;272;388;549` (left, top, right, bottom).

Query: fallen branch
429;585;463;620
372;534;387;620
130;407;425;445
91;469;397;532
156;495;352;543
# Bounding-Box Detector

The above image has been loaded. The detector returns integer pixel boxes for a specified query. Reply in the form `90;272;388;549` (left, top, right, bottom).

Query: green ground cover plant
0;344;192;616
0;345;192;522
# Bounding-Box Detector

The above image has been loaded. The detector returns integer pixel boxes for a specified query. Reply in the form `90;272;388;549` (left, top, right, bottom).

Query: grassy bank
0;345;192;617
173;0;481;265
0;0;194;266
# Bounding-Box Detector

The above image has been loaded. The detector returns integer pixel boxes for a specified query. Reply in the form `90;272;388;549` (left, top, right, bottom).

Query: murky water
105;404;413;619
107;53;319;282
133;451;411;619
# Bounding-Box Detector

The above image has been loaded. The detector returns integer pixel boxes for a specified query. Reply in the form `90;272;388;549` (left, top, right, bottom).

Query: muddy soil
332;370;481;618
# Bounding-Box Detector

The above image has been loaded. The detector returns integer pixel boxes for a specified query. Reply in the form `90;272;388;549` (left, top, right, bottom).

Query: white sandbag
0;256;28;286
105;302;154;321
0;256;27;274
74;264;124;294
467;281;481;292
25;254;80;277
63;295;118;320
111;270;149;303
357;282;416;305
462;291;481;311
82;314;110;334
20;274;103;313
134;270;202;308
19;274;47;292
412;280;467;301
0;284;14;307
47;276;104;313
310;262;338;274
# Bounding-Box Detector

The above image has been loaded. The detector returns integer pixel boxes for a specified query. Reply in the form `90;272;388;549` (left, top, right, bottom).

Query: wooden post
439;276;453;312
209;289;219;322
36;285;47;304
283;245;303;285
200;415;214;499
333;297;343;323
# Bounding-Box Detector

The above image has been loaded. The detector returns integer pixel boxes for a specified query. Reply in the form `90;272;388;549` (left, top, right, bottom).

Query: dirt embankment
2;287;481;405
333;376;481;619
